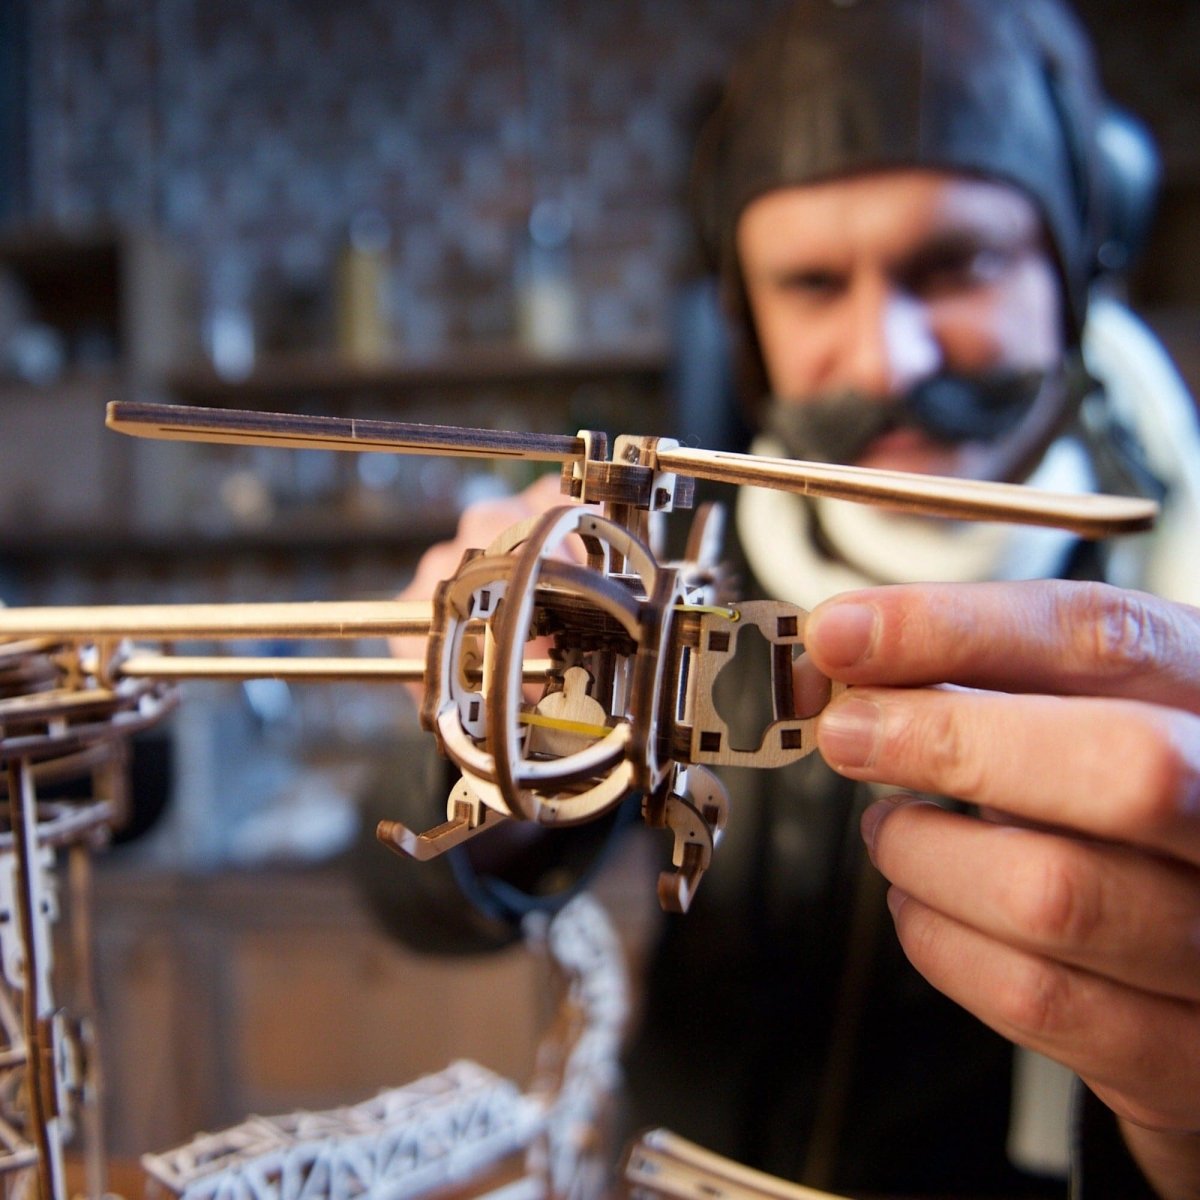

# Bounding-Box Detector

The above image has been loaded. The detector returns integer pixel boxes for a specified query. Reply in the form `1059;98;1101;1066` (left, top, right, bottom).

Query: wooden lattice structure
142;892;628;1200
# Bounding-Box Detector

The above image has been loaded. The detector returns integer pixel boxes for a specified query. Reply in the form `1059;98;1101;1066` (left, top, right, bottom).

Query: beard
741;361;1111;604
762;367;1056;467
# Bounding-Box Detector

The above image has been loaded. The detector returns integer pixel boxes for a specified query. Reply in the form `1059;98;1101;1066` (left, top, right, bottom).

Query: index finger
817;685;1200;863
804;580;1200;712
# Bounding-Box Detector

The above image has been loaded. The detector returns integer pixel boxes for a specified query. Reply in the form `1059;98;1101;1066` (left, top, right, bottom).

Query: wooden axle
116;654;553;684
0;600;432;641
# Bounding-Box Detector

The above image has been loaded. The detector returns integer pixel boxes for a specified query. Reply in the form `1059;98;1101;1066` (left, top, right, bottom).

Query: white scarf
735;435;1096;609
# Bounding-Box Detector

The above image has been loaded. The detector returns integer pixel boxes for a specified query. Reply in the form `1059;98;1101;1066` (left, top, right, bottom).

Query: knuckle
458;503;510;547
1070;585;1169;680
407;545;458;597
902;702;986;799
1012;850;1099;949
892;897;946;972
993;958;1073;1041
1123;725;1194;829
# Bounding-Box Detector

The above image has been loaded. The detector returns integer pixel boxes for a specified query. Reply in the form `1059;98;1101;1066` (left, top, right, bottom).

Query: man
372;2;1200;1196
689;0;1196;608
617;4;1199;1196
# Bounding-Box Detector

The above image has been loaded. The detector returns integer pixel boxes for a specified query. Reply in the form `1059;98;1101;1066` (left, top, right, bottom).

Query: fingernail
809;602;878;668
860;797;891;852
818;696;882;769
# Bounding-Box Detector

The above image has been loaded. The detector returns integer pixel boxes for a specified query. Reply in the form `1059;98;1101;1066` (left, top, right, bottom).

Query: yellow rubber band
519;711;613;740
673;604;740;621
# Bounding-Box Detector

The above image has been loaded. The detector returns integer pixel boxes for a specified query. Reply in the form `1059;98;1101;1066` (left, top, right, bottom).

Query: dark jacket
354;534;1158;1199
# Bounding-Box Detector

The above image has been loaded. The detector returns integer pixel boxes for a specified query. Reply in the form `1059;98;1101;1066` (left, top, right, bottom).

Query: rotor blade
107;401;586;462
105;401;1157;536
0;600;433;641
657;446;1158;539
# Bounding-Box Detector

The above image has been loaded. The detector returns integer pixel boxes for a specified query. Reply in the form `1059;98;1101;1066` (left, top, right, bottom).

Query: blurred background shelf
0;230;671;608
164;338;670;407
0;510;459;563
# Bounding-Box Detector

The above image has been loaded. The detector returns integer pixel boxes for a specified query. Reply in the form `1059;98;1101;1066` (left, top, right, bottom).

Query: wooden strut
116;654;552;684
4;761;64;1200
66;836;107;1200
0;600;432;641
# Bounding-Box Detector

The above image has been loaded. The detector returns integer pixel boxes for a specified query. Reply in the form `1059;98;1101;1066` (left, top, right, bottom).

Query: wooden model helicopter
1;399;1158;913
0;399;1159;1199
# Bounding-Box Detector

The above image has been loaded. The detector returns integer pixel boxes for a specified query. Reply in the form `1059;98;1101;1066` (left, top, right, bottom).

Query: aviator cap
693;0;1158;341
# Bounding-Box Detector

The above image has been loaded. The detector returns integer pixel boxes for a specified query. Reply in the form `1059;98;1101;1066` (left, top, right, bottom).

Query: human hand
804;580;1200;1200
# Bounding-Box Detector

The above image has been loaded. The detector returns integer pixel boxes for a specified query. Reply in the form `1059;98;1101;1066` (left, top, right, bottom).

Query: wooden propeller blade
657;446;1158;539
106;401;1159;538
106;401;585;462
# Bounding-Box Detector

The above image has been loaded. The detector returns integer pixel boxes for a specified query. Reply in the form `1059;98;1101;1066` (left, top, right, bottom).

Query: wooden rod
118;654;552;683
106;401;1159;537
118;655;428;681
0;600;433;641
625;1128;841;1200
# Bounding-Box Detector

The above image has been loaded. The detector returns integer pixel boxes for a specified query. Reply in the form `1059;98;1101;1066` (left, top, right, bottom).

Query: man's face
736;169;1067;479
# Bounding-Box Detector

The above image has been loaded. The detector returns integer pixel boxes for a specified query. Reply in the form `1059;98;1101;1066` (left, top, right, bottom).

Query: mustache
763;369;1050;465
